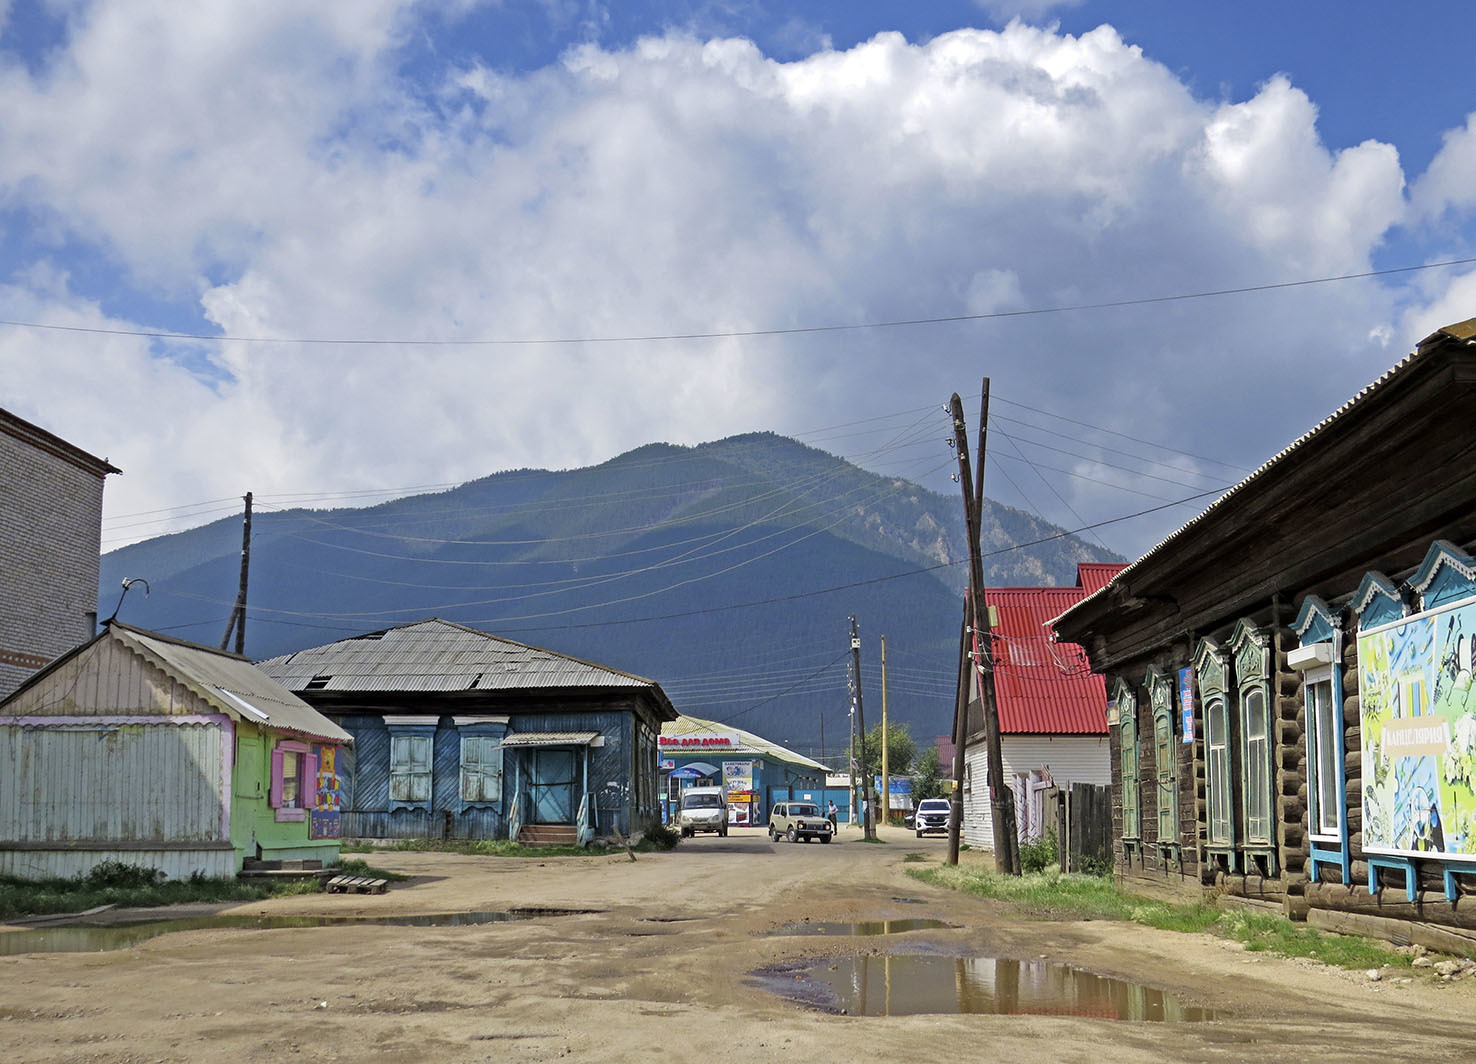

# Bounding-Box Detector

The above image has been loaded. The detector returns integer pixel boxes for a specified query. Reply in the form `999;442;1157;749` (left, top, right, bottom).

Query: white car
914;798;952;837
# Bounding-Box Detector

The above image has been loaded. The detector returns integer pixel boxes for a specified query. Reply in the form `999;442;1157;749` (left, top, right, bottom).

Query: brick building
0;408;118;699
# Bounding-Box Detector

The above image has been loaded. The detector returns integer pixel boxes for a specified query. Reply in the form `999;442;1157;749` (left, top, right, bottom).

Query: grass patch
333;858;410;883
0;870;272;921
902;852;929;863
910;865;1409;971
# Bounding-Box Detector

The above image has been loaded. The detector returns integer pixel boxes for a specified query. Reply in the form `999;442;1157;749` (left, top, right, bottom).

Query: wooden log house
1054;317;1476;949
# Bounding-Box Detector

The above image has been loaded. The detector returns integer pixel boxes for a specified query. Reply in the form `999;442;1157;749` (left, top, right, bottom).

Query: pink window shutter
269;746;285;808
303;752;320;810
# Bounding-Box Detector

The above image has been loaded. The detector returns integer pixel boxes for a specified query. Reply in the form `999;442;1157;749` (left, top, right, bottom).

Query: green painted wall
229;722;341;870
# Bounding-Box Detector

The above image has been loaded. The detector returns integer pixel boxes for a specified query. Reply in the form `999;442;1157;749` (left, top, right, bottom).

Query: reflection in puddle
0;908;598;956
763;954;1226;1021
764;919;952;937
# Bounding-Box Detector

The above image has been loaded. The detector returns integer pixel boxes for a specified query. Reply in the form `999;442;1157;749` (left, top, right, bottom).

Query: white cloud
0;9;1461;557
1410;111;1476;221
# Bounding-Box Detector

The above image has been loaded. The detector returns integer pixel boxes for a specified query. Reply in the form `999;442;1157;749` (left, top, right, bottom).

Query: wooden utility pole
880;635;890;826
220;491;253;655
850;615;876;840
946;600;971;865
948;385;1019;874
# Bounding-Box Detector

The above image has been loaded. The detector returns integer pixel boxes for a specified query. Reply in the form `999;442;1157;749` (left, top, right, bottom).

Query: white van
677;786;729;837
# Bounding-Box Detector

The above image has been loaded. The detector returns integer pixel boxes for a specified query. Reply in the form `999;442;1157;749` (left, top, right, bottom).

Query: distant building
0;408;118;699
960;563;1127;851
261;619;677;844
1054;318;1476;951
659;713;829;826
0;623;350;879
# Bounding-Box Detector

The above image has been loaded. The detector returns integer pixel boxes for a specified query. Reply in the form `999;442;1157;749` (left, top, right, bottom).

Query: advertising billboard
1358;595;1476;859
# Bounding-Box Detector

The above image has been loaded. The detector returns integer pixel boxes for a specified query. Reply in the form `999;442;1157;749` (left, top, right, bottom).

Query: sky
4;0;1476;564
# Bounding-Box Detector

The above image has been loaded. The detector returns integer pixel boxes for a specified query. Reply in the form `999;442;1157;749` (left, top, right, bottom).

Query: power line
10;256;1476;347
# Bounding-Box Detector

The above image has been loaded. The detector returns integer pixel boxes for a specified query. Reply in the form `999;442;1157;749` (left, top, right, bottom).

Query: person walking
827;800;838;831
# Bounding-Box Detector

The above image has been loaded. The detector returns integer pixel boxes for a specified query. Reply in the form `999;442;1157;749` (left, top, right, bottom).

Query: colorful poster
1178;668;1196;744
722;760;754;791
1359;596;1476;859
310;744;342;840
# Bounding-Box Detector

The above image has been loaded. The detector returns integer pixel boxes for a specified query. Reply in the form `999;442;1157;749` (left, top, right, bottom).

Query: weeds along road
2;825;1474;1064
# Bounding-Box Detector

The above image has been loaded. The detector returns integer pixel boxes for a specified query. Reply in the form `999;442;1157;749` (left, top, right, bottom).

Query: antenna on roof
105;577;150;625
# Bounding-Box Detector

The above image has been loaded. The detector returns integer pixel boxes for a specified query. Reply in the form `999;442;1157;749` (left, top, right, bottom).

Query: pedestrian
827;800;838;830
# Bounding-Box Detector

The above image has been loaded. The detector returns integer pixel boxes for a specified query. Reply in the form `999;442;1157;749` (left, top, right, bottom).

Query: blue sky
2;0;1475;566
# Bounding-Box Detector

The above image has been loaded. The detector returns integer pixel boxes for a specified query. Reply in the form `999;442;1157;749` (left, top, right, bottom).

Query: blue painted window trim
1299;613;1351;888
387;723;437;813
1352;570;1406;630
1410;539;1476;612
1292;596;1336;646
458;721;508;811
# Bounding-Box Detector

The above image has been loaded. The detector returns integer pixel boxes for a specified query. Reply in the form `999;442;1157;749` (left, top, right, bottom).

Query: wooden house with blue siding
259;619;677;845
1054;317;1476;953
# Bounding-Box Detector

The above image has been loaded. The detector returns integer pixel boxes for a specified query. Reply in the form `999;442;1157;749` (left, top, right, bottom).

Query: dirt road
3;825;1474;1063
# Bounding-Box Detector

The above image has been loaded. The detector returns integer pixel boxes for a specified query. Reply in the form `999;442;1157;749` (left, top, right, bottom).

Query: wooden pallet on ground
325;874;388;895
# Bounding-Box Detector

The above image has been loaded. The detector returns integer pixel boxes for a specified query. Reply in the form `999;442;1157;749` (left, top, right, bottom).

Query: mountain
98;432;1121;758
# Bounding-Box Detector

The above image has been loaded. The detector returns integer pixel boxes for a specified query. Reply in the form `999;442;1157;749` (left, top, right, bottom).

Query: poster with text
1358;596;1476;859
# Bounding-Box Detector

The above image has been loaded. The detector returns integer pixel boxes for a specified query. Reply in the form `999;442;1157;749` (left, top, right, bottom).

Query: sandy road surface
3;825;1474;1064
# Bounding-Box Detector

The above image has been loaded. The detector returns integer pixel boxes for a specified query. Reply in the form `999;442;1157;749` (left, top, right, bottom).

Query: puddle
756;954;1226;1021
0;908;598;956
763;919;952;937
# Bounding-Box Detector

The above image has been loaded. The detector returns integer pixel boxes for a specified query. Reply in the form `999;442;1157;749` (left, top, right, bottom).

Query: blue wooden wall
334;704;659;840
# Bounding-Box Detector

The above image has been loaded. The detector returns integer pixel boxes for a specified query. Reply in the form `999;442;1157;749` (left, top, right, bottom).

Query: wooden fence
1053;782;1113;874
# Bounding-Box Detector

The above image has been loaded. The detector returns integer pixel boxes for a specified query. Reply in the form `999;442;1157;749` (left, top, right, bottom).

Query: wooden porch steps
518;824;579;847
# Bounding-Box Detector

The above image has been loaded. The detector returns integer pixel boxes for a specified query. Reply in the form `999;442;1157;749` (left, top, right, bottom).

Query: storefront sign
660;735;739;748
660;759;675;771
1359;596;1476;860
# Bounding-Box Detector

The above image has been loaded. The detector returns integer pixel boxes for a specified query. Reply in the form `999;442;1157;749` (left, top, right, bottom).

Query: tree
862;722;916;778
911;747;948;802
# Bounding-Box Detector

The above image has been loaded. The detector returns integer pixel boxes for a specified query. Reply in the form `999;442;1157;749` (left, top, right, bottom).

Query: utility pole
850;616;876;840
949;385;1019;874
220;491;253;655
848;697;857;827
880;635;890;826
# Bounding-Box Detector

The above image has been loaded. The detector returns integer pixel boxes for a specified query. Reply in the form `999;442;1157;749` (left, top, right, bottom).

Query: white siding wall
0;846;235;881
960;735;1110;851
0;722;225;844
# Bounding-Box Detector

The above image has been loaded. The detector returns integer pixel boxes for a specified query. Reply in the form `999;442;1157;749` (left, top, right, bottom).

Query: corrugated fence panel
0;724;224;843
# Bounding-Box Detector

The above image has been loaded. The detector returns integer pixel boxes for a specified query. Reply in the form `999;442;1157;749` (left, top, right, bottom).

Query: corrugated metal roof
110;624;350;744
501;731;600;747
661;713;828;772
258;619;672;714
984;565;1126;734
1056;319;1476;629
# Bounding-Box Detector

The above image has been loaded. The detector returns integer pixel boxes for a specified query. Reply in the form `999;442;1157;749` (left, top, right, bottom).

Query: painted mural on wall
310;744;342;840
1359;596;1476;858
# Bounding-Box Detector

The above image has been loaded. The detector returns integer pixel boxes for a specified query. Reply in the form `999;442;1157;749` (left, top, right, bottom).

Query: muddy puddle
0;907;598;956
763;918;953;937
757;953;1226;1021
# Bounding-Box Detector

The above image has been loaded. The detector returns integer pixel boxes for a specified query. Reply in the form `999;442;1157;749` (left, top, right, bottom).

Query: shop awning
501;731;600;748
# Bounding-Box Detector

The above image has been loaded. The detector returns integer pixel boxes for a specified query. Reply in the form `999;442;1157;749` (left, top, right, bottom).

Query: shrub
82;861;164;889
1018;828;1058;874
639;819;681;851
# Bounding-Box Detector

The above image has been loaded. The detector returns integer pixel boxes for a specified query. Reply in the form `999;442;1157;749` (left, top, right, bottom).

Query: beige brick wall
0;426;108;699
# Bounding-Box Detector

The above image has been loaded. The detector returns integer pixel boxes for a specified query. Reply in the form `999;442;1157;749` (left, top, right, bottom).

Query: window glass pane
1207;695;1230;844
1244;688;1269;843
1307;679;1341;835
282;752;300;808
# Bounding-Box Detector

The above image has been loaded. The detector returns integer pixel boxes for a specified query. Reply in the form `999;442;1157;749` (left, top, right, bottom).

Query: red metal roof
982;563;1127;735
